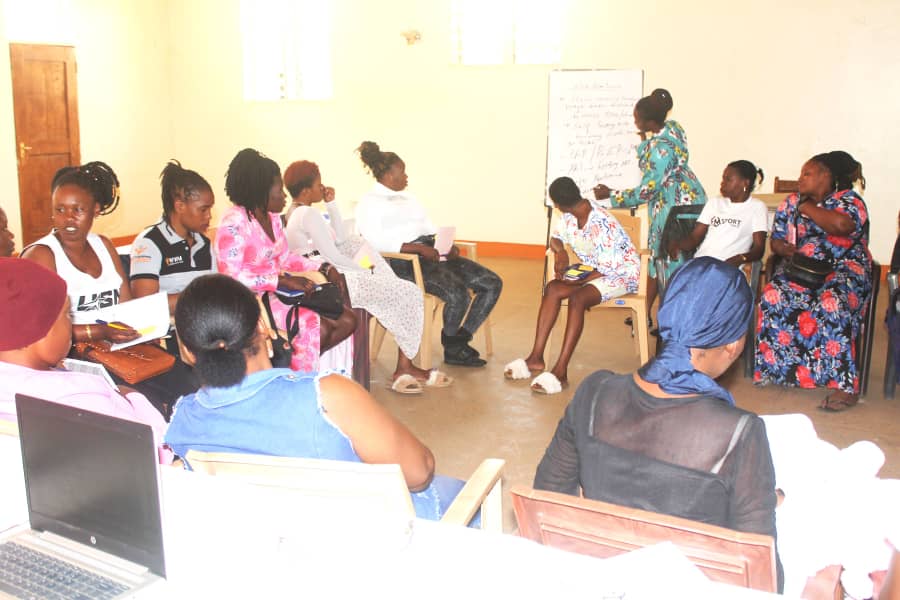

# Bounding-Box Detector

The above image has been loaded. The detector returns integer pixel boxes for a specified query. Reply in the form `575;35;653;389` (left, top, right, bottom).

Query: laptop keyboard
0;541;131;600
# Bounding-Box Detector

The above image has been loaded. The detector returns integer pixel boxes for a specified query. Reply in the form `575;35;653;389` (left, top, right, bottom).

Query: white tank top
33;232;123;323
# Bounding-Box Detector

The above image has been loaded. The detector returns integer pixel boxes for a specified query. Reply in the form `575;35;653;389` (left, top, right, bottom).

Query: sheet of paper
77;292;170;351
434;226;456;257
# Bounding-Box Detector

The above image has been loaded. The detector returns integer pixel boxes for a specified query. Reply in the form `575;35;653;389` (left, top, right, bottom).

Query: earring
742;186;747;192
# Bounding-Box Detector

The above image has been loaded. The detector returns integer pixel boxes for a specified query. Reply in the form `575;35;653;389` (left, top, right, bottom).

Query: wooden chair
511;487;776;591
371;241;493;370
546;206;652;365
511;487;843;598
773;177;799;193
185;450;505;531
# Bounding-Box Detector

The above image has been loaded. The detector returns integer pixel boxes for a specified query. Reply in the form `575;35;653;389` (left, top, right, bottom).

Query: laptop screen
14;394;166;577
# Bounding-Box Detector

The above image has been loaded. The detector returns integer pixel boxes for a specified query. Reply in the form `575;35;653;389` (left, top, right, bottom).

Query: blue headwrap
638;257;753;405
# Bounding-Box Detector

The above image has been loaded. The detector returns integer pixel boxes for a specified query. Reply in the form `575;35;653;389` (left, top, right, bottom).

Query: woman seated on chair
282;160;451;394
668;160;768;268
165;273;469;521
504;177;639;394
533;257;780;588
215;148;357;373
20;161;199;418
0;258;171;463
754;151;872;412
355;141;502;368
130;161;217;315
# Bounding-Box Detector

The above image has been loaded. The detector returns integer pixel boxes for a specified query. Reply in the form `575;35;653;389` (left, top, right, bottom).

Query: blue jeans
411;475;482;528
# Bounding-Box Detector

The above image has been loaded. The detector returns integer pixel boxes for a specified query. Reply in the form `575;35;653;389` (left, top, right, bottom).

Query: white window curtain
241;0;332;101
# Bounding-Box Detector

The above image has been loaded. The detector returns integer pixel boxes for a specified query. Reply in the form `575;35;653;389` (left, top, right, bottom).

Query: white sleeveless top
33;232;122;323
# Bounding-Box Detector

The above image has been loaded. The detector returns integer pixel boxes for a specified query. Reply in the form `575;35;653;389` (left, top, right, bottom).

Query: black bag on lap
783;254;833;289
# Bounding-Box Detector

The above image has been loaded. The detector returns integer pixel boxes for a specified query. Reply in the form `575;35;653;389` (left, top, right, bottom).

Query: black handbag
783;253;833;289
276;282;344;321
260;293;293;368
783;200;834;289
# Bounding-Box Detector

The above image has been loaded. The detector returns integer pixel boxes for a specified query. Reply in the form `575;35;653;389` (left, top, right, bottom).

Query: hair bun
651;88;673;112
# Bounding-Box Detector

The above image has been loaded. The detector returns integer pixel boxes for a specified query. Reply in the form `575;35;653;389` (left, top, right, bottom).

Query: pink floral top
215;205;322;372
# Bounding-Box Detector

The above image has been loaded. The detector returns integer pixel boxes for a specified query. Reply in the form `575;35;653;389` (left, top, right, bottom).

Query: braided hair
727;160;765;192
357;141;402;181
174;273;261;388
51;161;120;215
225;148;281;213
635;88;674;125
159;160;212;222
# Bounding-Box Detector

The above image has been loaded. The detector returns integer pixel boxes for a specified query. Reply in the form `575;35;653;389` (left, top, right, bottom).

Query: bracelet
86;325;93;342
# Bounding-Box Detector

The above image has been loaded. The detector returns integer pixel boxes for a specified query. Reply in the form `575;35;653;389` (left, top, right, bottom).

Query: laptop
0;394;166;599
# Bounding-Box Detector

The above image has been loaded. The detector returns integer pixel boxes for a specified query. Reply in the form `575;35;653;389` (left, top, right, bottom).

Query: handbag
276;282;344;321
783;201;833;289
259;293;293;369
73;341;175;385
783;253;833;289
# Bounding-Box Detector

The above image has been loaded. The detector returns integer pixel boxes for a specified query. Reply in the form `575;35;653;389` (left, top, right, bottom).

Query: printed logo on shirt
165;255;184;266
709;216;742;228
76;290;119;312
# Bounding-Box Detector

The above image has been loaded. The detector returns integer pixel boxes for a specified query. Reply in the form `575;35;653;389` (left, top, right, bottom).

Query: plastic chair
371;242;492;370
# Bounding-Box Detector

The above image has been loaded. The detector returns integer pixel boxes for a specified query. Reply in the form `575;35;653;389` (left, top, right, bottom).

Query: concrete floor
370;257;900;532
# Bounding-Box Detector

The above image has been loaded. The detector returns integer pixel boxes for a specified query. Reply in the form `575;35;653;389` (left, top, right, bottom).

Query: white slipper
504;358;532;380
387;374;423;395
423;370;453;388
531;371;565;395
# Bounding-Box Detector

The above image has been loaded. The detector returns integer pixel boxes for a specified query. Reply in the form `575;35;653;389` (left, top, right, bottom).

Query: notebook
0;394;166;599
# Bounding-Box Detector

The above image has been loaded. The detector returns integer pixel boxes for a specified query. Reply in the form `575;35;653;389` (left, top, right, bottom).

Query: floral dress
754;190;872;394
552;202;640;299
609;120;707;277
216;205;322;372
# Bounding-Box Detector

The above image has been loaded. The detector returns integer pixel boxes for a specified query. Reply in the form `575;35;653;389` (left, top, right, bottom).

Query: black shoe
444;344;487;367
442;328;482;359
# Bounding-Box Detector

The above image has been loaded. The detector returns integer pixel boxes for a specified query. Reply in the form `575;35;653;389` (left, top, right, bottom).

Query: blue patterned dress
609;120;707;277
754;190;872;394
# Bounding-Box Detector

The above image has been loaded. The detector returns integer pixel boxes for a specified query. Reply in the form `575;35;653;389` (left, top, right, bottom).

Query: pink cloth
215;206;322;372
0;361;173;464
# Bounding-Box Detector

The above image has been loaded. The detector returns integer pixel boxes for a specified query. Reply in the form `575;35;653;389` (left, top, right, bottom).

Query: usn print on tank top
32;232;123;321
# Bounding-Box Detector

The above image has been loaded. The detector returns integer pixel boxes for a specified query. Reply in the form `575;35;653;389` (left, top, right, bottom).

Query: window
240;0;332;101
451;0;566;65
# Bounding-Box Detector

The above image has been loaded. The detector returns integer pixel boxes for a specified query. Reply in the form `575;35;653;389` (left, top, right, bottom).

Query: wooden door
9;44;80;246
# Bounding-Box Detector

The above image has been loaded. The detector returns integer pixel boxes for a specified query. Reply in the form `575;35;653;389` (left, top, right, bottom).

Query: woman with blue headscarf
534;257;780;588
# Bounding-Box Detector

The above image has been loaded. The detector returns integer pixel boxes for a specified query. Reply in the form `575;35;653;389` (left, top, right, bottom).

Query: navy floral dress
754;190;872;394
609;120;707;277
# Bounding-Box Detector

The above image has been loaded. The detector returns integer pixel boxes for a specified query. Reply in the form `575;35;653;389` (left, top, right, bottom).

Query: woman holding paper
283;160;450;393
355;141;502;368
21;161;198;416
593;88;707;322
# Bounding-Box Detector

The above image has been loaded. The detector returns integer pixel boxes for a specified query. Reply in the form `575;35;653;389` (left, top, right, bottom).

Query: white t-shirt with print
694;196;769;261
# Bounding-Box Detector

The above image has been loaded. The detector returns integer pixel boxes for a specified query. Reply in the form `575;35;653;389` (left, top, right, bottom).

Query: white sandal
530;371;565;395
504;358;532;380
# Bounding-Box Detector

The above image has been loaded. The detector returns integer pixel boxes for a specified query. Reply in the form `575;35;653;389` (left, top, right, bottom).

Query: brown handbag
72;341;175;385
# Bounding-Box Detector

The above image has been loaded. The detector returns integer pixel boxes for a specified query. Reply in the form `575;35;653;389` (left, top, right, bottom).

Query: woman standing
215;148;356;372
355;141;502;368
593;88;707;320
283;160;451;393
754;151;871;411
130;160;217;314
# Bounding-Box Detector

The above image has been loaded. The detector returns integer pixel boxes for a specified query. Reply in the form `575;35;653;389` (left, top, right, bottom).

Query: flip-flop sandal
421;370;453;388
530;371;568;395
504;358;534;380
819;393;859;412
387;373;424;395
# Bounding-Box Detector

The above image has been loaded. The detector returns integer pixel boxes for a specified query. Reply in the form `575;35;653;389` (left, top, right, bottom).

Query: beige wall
0;0;173;243
1;0;898;261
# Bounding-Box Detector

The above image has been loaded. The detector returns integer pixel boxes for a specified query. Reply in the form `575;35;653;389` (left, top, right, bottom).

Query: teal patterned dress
609;120;707;277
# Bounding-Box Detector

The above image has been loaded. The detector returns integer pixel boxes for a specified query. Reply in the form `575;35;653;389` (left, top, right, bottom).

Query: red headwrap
0;258;68;351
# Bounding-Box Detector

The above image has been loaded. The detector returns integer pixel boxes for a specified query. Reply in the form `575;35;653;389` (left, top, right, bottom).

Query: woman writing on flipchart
593;88;707;328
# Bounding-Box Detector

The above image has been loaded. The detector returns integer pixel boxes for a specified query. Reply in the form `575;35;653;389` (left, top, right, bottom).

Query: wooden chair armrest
0;418;18;437
381;252;426;292
800;564;843;600
454;241;478;260
441;458;504;530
